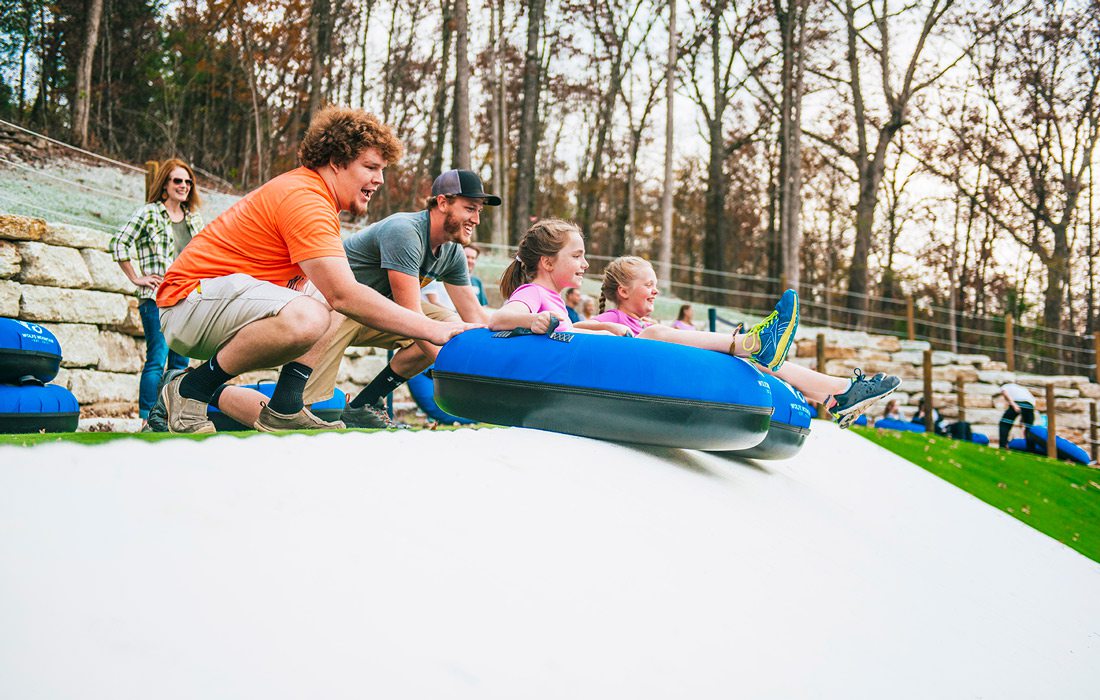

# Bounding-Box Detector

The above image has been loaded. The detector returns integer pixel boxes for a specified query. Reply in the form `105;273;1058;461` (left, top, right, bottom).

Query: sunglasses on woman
170;177;193;186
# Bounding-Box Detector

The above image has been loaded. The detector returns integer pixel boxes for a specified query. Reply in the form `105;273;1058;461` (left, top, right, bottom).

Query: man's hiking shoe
829;370;901;429
342;398;399;429
254;402;345;432
741;289;799;371
160;372;216;434
144;367;189;433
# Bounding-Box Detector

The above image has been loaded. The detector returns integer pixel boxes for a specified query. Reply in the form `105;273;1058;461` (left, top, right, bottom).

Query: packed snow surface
2;423;1098;698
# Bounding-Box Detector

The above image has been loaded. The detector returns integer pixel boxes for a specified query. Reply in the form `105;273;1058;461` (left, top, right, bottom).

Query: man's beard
444;212;470;242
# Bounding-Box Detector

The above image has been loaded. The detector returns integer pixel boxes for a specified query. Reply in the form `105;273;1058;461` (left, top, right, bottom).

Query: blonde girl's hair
598;256;651;313
499;218;582;299
148;158;202;211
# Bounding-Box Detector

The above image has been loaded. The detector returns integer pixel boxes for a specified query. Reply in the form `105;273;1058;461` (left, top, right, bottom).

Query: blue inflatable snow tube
1023;425;1091;465
720;372;812;460
970;433;990;446
408;368;474;425
433;329;773;450
876;418;926;433
206;383;347;431
0;383;79;433
0;318;62;383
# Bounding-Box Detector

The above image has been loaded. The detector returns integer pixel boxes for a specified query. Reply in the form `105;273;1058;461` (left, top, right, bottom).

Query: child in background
593;256;900;428
491;221;799;372
672;304;695;330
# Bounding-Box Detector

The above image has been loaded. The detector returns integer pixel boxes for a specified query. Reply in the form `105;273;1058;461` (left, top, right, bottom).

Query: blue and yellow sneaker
829;369;901;428
741;289;799;371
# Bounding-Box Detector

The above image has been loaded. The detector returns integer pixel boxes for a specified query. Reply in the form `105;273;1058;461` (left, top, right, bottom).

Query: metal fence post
817;334;830;419
1045;384;1057;460
1005;313;1015;372
923;350;934;433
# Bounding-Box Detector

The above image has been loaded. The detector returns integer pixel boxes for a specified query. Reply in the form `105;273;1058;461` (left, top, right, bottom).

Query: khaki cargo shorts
160;273;323;360
302;301;457;404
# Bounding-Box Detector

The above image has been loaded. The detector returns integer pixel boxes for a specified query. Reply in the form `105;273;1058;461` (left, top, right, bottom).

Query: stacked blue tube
0;318;79;433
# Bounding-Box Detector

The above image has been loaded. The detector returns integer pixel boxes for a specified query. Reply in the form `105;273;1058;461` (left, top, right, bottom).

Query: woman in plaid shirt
110;159;204;427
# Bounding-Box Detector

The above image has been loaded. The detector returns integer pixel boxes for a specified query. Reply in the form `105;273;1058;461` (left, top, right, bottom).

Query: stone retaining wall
2;212;1097;449
787;329;1099;449
0;213;391;430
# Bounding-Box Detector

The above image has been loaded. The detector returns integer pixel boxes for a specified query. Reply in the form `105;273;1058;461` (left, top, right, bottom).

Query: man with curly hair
154;107;479;433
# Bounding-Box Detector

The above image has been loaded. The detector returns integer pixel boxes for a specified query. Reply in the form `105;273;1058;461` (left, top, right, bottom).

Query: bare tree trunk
72;0;103;146
511;0;546;243
489;0;508;247
428;1;455;179
451;0;471;170
658;0;676;285
774;0;808;293
308;0;334;121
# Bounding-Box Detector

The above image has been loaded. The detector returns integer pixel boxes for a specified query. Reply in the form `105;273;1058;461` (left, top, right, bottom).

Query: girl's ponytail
500;258;527;300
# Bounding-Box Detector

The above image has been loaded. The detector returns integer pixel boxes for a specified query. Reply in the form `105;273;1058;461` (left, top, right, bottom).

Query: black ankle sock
267;362;312;414
179;354;234;403
350;364;407;409
209;384;228;409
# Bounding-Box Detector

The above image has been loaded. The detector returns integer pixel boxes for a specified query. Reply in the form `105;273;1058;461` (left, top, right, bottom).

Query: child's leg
765;362;849;404
637;290;798;371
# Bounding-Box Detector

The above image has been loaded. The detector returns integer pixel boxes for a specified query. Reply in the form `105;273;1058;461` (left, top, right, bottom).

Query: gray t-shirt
343;210;469;298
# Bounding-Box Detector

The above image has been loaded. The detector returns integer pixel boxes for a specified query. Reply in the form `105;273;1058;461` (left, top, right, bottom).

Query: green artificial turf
854;426;1100;563
0;423;482;448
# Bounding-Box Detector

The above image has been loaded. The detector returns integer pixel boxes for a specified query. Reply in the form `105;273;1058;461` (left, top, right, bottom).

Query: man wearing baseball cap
301;169;499;427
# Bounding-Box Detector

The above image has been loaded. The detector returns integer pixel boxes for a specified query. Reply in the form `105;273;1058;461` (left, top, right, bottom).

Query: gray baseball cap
431;169;502;206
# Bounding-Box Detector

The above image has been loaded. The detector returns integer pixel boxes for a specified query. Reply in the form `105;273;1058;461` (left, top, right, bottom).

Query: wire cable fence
0;121;1094;381
478;241;1098;380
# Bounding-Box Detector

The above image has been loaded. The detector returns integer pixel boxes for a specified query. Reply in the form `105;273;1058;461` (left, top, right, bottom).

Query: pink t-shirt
594;308;652;337
507;283;574;330
672;320;694;330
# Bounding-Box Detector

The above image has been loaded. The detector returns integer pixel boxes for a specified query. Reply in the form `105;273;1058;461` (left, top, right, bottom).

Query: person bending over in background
154;107;476;433
111;158;202;430
593;256;901;428
998;382;1036;447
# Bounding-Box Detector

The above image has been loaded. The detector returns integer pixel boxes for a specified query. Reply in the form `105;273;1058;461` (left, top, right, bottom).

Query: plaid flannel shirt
110;202;204;300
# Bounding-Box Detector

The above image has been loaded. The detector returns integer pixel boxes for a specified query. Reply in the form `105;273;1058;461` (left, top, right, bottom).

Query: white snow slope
1;422;1098;699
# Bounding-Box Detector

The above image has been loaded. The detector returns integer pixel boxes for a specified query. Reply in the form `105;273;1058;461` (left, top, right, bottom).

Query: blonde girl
594;256;900;428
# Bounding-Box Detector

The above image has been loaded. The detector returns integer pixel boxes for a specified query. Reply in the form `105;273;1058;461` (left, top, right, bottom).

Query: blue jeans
138;299;189;418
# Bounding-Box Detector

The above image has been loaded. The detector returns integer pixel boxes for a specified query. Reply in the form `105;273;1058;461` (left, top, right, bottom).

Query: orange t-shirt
157;167;346;307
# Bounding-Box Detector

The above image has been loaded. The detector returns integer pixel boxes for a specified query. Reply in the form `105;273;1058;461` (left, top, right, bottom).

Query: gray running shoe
342;398;399;429
254;403;346;432
830;369;901;429
144;368;189;433
161;372;216;434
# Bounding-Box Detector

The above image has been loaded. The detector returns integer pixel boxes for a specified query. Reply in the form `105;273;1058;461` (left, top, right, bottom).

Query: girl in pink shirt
593;256;900;426
490;219;631;335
